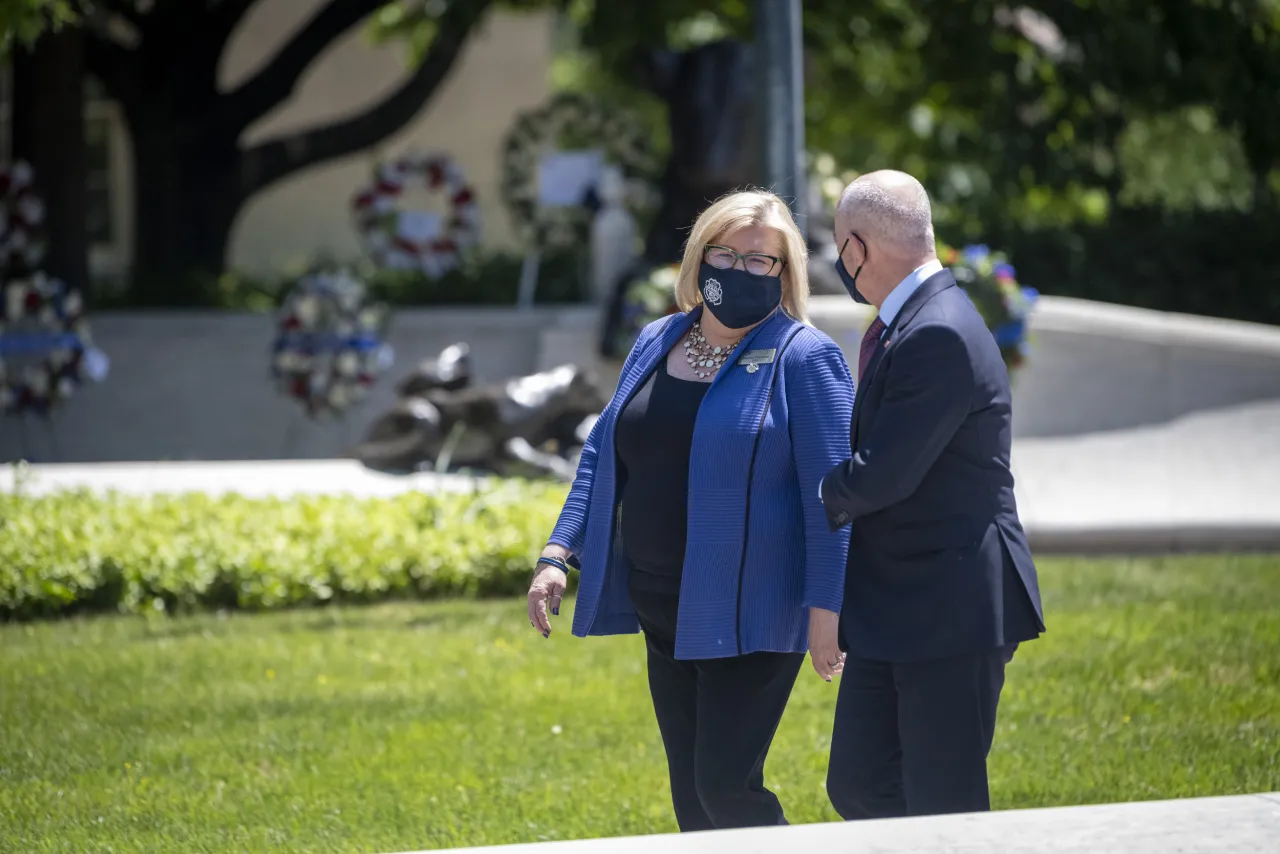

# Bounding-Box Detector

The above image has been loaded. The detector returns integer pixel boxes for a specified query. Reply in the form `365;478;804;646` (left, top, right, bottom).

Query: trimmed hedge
0;483;570;621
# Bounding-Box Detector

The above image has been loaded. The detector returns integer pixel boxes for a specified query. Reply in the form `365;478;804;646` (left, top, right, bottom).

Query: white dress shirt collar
878;258;945;328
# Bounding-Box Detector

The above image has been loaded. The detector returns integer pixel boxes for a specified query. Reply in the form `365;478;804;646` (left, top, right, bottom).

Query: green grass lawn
2;555;1279;853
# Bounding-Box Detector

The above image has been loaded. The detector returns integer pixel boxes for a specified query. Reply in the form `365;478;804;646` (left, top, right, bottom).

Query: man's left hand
808;607;845;682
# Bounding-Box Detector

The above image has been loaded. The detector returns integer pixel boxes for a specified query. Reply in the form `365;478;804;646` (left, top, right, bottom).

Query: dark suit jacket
822;269;1045;663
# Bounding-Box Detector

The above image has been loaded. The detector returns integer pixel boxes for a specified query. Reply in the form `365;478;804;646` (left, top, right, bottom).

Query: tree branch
239;0;494;196
220;0;384;132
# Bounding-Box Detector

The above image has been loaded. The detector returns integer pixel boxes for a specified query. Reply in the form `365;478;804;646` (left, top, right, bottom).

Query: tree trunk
125;114;243;305
79;0;493;304
11;28;91;293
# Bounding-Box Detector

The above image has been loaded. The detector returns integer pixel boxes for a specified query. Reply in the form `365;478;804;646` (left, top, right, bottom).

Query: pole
755;0;807;240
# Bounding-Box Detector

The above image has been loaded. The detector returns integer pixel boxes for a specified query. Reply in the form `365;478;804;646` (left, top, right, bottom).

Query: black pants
632;588;805;832
826;645;1016;819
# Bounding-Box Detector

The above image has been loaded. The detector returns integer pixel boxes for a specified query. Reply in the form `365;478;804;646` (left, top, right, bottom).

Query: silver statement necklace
684;322;743;379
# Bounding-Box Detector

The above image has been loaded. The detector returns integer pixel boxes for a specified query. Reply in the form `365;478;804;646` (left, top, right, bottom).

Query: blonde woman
527;190;854;830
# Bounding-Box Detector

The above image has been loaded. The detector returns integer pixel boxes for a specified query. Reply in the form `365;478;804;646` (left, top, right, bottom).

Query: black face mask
835;236;870;305
698;262;782;330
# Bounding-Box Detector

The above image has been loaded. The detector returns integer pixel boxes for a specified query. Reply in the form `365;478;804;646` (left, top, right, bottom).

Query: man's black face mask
834;235;870;305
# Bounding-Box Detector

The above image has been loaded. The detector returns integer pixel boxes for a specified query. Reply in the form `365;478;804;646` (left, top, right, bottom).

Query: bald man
819;171;1044;819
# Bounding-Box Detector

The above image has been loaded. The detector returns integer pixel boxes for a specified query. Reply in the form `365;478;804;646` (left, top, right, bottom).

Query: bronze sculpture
353;343;606;480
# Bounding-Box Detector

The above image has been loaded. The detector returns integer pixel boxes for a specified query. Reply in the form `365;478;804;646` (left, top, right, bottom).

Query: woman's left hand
808;608;845;682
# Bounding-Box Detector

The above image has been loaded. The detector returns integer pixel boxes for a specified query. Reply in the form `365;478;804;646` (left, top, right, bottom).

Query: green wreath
500;92;659;252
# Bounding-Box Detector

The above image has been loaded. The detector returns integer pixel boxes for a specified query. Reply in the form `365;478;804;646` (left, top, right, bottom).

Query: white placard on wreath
351;152;480;279
502;92;658;253
537;150;604;207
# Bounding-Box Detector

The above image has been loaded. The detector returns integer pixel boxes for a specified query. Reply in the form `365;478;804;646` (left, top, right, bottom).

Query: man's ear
847;233;868;267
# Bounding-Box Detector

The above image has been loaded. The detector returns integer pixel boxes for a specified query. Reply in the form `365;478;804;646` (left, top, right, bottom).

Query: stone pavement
1013;397;1280;551
405;793;1280;854
6;397;1279;552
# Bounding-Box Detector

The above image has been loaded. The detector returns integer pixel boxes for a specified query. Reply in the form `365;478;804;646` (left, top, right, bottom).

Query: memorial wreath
271;269;394;418
500;92;658;252
942;243;1039;371
352;153;481;279
0;272;108;414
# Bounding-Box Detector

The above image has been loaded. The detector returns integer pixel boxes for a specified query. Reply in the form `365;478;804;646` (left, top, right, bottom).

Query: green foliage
369;0;558;63
1118;107;1256;212
563;0;1279;230
0;0;78;53
988;205;1280;326
11;0;1280;320
566;0;750;70
802;0;1277;235
797;1;1280;322
1;555;1277;850
0;483;571;620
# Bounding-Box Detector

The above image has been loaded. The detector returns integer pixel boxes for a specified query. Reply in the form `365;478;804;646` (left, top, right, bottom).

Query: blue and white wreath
0;272;109;414
271;269;395;418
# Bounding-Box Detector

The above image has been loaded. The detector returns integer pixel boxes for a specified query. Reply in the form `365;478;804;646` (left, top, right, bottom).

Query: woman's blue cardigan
548;308;855;660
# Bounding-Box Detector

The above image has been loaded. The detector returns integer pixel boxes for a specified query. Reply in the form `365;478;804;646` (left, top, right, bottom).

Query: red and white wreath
352;153;481;279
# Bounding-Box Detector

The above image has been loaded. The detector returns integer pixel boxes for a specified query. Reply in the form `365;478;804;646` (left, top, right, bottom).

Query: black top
615;360;710;596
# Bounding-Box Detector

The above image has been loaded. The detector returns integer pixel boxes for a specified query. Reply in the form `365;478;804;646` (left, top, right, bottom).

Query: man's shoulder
902;287;991;344
896;288;1008;382
912;280;977;317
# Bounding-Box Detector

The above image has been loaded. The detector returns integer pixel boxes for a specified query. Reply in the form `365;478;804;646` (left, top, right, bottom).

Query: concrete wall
807;295;1280;439
4;297;1280;463
1014;298;1280;437
0;307;599;463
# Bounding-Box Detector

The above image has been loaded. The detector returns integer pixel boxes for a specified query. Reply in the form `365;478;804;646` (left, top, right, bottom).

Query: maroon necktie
858;316;887;382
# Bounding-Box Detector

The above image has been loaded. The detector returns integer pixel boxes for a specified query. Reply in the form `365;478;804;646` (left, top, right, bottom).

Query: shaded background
4;0;1278;320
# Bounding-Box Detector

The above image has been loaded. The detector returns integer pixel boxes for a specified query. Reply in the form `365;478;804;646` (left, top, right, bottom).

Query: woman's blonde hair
674;189;810;323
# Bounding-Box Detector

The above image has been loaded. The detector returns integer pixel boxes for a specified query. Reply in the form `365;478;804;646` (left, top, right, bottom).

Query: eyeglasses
703;245;785;277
